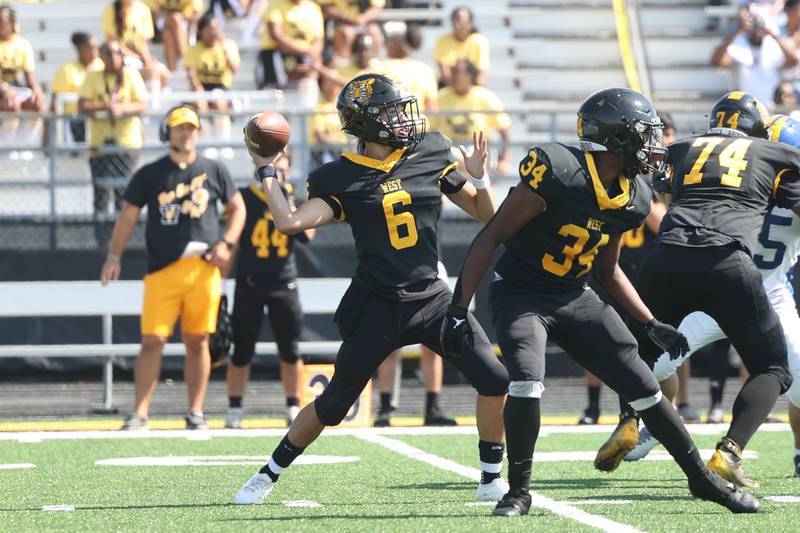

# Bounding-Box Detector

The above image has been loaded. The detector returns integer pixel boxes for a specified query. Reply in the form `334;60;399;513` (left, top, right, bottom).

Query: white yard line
357;433;645;533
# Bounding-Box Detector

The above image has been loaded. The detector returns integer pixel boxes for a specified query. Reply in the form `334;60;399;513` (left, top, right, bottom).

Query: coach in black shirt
100;105;246;431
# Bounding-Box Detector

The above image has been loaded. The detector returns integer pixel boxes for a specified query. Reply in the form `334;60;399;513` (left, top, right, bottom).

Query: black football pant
636;244;791;449
314;279;508;426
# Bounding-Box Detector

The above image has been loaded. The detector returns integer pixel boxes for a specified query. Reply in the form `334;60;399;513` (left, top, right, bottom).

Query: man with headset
101;104;246;430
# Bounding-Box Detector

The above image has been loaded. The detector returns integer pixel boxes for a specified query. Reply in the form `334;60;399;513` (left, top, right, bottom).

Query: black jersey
658;133;800;255
236;183;308;282
307;132;466;299
495;143;651;293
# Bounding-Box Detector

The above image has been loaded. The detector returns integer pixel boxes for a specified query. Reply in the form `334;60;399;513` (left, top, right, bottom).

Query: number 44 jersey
658;134;800;255
306;132;465;299
495;143;652;294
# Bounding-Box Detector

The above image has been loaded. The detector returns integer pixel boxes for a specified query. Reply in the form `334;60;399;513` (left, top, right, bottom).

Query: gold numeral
683;137;722;185
382;190;418;250
251;213;290;258
520;150;548;189
718;138;751;188
542;224;608;278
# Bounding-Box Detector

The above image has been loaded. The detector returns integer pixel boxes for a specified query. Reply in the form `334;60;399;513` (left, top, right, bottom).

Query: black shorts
201;82;227;92
637;243;791;392
490;278;659;403
314;278;509;426
231;276;303;365
256;49;308;88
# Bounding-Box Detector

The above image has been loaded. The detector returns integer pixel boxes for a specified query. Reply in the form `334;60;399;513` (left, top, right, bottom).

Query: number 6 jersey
658;133;800;255
306;132;465;299
495;143;652;293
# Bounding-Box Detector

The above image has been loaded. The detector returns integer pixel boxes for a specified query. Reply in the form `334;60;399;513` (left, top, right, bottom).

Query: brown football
244;111;291;157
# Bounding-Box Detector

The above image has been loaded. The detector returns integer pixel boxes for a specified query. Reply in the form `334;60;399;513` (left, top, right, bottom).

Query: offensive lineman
441;87;758;516
623;114;800;480
595;92;800;488
233;74;510;505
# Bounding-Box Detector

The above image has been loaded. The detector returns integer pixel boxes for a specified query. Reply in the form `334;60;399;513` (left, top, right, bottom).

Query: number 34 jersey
495;143;652;293
306;132;465;298
658;134;800;255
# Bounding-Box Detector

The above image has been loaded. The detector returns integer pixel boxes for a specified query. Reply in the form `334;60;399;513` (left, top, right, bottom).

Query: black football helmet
337;73;425;148
577;87;667;176
708;91;770;138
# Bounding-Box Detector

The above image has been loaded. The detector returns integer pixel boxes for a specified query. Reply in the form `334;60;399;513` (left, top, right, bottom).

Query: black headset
159;104;201;143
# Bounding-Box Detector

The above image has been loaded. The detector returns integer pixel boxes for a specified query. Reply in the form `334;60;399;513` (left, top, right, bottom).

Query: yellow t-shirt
52;58;105;115
337;58;383;83
434;33;490;71
102;1;155;52
184;39;239;88
0;34;35;84
152;0;204;16
432;86;511;142
260;0;324;52
317;0;385;20
308;99;348;144
79;67;148;149
381;58;438;111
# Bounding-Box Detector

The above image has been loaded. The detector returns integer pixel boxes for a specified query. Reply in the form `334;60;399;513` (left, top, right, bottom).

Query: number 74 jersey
658;134;800;256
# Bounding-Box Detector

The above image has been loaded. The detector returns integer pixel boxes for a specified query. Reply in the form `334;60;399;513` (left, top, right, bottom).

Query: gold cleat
594;416;639;472
707;438;759;488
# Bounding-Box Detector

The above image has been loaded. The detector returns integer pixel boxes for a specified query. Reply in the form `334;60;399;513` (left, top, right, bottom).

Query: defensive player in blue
624;114;800;481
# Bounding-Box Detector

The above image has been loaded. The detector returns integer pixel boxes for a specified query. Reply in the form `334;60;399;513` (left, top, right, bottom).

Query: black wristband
220;239;235;250
256;164;277;181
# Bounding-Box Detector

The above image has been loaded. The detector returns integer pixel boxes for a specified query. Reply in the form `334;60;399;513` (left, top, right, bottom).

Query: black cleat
374;409;393;427
578;406;599;425
424;408;457;426
689;469;760;514
492;491;532;517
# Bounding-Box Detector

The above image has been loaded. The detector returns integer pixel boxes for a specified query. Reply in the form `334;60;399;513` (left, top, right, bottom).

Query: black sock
639;397;705;480
727;374;782;448
380;393;392;413
479;440;505;484
504;396;540;493
709;380;724;407
259;435;305;482
677;402;689;409
286;396;299;408
618;396;639;421
229;396;243;409
425;392;440;414
588;385;600;411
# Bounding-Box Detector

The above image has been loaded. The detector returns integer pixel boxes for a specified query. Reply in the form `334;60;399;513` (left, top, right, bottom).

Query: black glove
644;318;689;360
440;304;472;359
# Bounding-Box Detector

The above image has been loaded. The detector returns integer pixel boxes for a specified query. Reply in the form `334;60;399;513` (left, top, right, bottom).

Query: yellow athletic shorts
141;257;222;337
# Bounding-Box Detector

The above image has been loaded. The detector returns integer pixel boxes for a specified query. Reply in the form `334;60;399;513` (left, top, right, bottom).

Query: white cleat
233;473;275;505
624;426;660;461
225;407;244;429
476;478;510;501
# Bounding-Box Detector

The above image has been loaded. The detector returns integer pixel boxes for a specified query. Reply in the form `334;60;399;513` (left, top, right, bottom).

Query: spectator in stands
50;32;103;144
100;104;246;431
225;150;315;429
435;6;489;87
150;0;204;71
79;39;148;242
309;71;347;165
774;80;799;107
257;0;324;109
102;0;168;101
0;4;45;159
432;59;510;175
184;13;239;155
315;32;382;86
318;0;384;61
381;21;438;112
710;6;798;106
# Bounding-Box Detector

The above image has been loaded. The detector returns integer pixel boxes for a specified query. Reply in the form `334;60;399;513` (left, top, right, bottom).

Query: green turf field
0;425;798;532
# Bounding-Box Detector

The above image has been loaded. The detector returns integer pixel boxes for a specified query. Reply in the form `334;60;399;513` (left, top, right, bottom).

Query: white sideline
357;433;645;533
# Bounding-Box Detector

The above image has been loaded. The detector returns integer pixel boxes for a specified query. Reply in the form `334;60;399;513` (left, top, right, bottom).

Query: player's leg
707;341;734;423
561;289;758;513
420;345;457;426
234;282;399;504
704;251;790;487
375;350;400;426
227;277;265;428
420;282;509;503
265;282;305;424
579;371;602;425
675;361;700;422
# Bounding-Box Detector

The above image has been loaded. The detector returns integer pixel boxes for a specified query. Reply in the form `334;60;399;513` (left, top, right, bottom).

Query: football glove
644;318;689;360
440;304;472;359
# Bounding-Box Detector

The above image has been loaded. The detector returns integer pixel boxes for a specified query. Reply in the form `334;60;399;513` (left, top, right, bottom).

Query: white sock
267;457;284;475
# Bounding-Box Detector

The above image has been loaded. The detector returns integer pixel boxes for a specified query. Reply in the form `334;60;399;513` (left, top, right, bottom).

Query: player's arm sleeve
436;134;467;194
517;146;559;209
307;171;345;221
123;169;147;207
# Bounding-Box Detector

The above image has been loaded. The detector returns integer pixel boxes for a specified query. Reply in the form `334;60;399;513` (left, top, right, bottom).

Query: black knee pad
230;350;254;367
277;340;300;364
313;395;350;426
768;364;794;395
474;364;510;397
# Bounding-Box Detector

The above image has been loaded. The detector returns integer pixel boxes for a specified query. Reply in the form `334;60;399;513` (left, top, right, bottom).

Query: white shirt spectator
727;32;787;104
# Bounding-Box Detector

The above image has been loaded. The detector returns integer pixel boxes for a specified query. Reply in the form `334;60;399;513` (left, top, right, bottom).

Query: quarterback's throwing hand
644;318;690;360
459;130;488;179
440;305;473;358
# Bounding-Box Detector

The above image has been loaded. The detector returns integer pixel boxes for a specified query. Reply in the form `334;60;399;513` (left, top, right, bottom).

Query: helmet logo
347;78;376;108
577;117;584;137
727;91;745;100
